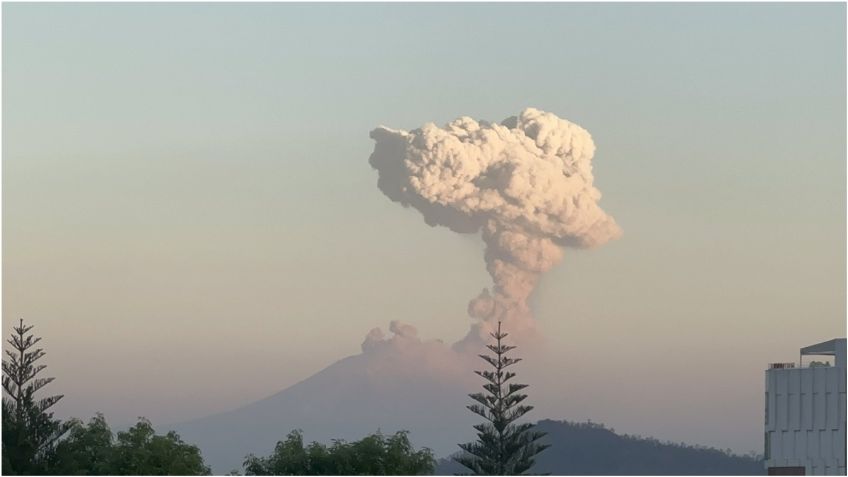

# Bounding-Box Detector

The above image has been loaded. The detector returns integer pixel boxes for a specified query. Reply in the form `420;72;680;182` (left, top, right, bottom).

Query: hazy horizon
3;2;845;458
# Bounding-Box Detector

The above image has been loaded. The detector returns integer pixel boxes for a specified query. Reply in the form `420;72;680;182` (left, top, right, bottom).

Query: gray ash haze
369;109;621;347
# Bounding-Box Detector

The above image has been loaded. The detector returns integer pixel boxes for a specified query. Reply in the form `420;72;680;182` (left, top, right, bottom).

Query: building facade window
765;432;771;460
766;392;770;425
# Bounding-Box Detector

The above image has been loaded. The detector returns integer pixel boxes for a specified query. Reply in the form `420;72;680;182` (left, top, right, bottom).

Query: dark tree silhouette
48;414;115;475
110;417;211;475
454;322;548;475
48;414;211;475
243;429;434;475
2;319;71;474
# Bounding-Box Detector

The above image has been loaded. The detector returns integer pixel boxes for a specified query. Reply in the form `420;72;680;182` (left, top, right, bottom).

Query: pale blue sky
3;3;845;454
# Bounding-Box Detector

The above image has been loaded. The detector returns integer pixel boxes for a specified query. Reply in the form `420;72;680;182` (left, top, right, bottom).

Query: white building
764;338;846;475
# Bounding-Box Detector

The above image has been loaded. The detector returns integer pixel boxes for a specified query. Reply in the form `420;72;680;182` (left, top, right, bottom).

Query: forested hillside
436;419;764;475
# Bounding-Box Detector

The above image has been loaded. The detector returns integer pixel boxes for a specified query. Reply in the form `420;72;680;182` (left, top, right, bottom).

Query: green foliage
49;414;114;475
2;319;72;475
454;322;548;475
2;319;209;475
111;418;210;475
243;429;435;475
49;415;210;475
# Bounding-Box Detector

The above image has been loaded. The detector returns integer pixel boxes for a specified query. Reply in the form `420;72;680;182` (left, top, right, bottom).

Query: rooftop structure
764;338;846;475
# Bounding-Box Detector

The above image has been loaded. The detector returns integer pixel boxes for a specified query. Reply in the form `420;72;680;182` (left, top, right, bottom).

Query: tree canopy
2;320;210;476
48;415;210;475
243;429;435;475
48;414;114;475
2;319;71;475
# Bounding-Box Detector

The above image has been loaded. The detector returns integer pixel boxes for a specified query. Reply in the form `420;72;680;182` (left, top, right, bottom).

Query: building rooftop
800;338;846;368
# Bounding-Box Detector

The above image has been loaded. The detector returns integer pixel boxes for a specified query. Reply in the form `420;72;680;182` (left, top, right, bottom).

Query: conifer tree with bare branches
2;319;70;474
454;322;549;475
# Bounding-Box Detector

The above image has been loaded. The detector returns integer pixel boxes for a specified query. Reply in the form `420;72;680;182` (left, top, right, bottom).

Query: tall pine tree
2;319;71;474
455;322;549;475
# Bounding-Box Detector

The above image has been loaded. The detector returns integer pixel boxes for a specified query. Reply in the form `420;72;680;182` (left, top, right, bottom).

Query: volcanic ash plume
368;108;621;345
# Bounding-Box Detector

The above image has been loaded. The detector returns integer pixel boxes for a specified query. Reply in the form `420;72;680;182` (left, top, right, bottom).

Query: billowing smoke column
369;108;621;346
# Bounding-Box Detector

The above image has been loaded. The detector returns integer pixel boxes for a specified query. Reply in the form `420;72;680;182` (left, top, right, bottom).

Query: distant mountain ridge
172;324;762;475
436;419;764;475
172;334;480;474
